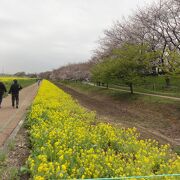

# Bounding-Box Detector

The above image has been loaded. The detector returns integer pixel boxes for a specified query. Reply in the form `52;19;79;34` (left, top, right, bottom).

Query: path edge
0;112;27;152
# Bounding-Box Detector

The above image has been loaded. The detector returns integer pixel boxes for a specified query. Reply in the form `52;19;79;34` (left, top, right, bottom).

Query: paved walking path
0;83;38;147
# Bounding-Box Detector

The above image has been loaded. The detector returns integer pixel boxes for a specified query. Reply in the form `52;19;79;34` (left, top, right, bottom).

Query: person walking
0;81;7;108
37;78;42;86
9;79;22;108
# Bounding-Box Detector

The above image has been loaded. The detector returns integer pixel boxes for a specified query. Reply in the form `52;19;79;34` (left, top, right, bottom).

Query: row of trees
91;43;180;93
39;62;93;81
91;44;158;93
0;72;38;78
40;0;180;92
13;72;38;78
49;62;93;81
93;0;180;61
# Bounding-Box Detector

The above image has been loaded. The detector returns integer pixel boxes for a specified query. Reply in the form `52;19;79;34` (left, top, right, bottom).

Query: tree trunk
106;83;109;89
165;77;170;87
129;83;133;94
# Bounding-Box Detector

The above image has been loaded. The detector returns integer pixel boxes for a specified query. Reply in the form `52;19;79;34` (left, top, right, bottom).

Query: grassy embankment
60;80;180;105
107;75;180;98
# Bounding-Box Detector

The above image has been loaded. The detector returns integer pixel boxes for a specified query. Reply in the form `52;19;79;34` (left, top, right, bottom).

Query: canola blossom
27;80;180;179
0;76;30;82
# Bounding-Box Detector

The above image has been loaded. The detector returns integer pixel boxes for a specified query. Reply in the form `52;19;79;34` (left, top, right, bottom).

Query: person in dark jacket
0;81;7;108
9;80;22;108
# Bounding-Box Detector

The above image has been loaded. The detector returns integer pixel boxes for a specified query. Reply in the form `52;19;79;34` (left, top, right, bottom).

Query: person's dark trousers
0;94;3;106
12;94;19;108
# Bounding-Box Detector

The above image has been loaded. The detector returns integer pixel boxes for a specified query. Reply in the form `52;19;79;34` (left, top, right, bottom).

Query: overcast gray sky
0;0;155;74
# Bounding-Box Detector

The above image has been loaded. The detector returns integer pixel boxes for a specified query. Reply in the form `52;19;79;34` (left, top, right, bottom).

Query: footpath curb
0;112;27;152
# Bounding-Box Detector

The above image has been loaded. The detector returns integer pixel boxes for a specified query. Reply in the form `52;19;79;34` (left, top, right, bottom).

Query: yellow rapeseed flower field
0;76;36;91
27;80;180;179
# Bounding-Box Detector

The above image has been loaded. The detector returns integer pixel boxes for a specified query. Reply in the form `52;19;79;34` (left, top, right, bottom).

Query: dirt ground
0;126;30;180
57;83;180;148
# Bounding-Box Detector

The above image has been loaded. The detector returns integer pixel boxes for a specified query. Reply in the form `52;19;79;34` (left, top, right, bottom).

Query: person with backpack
0;81;7;108
9;79;22;108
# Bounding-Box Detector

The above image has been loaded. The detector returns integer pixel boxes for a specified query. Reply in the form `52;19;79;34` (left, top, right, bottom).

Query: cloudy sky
0;0;155;74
